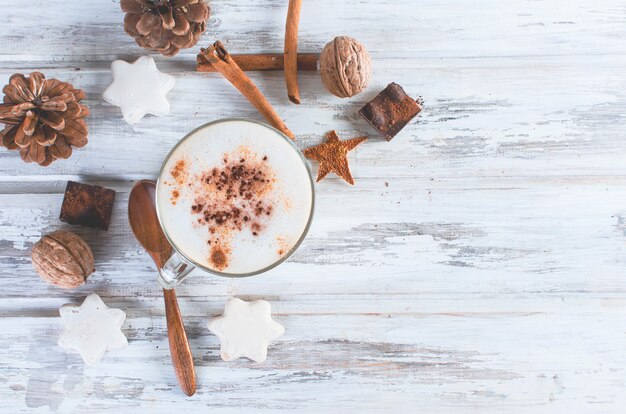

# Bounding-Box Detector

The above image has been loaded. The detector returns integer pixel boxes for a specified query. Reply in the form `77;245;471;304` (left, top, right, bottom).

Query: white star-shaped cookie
103;55;175;124
208;298;285;363
58;293;128;366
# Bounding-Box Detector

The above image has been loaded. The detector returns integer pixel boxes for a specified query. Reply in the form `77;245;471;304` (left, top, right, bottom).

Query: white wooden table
2;0;626;412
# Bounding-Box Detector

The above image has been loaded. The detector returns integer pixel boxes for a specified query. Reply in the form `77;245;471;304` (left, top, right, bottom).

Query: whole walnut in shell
319;36;372;98
31;231;95;289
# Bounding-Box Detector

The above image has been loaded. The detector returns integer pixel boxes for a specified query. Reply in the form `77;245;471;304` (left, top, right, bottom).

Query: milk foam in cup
156;119;314;279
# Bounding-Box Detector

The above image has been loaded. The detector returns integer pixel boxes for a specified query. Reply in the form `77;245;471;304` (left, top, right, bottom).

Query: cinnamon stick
197;53;319;72
198;41;295;140
284;0;303;104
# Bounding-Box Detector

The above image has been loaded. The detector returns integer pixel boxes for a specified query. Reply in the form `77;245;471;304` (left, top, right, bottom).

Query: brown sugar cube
358;83;422;141
59;181;116;231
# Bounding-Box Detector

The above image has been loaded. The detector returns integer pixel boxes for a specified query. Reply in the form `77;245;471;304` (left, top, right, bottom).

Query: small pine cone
0;72;89;166
122;0;211;57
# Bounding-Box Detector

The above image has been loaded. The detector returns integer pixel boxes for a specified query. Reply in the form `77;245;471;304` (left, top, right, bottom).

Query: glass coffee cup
154;118;315;289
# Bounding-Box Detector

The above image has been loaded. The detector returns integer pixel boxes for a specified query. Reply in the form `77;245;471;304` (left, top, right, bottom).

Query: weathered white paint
1;0;626;412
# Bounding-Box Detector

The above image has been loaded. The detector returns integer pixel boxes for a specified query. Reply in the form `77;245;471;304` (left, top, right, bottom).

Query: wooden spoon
128;180;196;396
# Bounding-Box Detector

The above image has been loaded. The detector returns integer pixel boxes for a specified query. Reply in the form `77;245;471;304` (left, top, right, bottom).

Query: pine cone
0;73;89;167
122;0;211;57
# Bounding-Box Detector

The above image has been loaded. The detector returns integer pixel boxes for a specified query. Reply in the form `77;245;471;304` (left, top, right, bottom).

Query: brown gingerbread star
303;130;367;185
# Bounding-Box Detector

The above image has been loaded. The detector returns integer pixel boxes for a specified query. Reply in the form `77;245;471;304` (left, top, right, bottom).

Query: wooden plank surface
1;0;626;412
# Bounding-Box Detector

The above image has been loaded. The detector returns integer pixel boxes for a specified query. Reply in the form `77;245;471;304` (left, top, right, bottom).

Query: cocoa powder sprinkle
276;235;290;257
170;159;188;185
187;150;276;270
210;246;228;270
171;189;180;204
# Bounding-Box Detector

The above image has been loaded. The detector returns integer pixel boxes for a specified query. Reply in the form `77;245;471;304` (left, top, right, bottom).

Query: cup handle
159;251;195;289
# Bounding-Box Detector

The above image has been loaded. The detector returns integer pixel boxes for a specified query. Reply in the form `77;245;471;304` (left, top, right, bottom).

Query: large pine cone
122;0;211;57
0;73;89;167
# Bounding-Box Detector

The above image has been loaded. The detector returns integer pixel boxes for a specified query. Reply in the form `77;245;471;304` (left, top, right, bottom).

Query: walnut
31;231;95;289
319;36;372;98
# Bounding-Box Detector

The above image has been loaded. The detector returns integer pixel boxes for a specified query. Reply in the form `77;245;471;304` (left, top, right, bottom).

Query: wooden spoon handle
163;288;196;396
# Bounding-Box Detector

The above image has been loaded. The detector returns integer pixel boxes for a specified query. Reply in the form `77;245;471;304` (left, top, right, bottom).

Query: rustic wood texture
1;0;626;412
